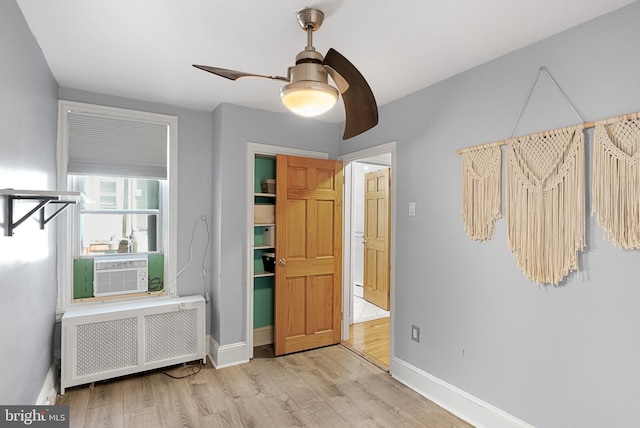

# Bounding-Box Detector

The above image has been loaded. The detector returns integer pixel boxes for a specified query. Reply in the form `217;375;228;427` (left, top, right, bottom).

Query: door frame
339;142;396;353
245;142;328;361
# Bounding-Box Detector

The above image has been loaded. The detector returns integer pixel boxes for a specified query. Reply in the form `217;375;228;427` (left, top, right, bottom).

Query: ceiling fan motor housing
287;49;329;85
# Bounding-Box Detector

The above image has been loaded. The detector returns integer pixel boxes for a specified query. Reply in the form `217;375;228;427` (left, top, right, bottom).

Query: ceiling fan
193;8;378;140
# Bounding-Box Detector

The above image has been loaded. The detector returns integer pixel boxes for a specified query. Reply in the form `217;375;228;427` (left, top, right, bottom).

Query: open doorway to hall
341;148;393;371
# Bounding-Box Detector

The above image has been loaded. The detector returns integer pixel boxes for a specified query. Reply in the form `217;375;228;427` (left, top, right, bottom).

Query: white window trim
56;101;178;316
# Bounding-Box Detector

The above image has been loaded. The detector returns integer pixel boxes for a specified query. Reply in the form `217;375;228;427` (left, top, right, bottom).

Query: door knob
362;239;367;244
278;258;287;266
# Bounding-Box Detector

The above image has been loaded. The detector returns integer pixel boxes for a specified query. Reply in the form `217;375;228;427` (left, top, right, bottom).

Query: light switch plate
411;324;420;342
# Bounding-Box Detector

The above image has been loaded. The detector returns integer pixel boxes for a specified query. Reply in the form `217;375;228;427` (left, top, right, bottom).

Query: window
56;101;178;311
98;180;118;209
71;176;161;255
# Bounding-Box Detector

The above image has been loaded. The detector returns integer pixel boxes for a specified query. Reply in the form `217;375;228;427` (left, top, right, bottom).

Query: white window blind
67;112;168;179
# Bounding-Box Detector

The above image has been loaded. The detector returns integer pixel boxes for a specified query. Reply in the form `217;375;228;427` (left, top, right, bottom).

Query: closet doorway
340;143;395;371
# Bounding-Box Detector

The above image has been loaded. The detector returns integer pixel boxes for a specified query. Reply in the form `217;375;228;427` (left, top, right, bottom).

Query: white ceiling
17;0;636;123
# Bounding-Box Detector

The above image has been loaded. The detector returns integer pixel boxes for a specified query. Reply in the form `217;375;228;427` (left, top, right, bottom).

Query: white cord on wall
167;215;211;302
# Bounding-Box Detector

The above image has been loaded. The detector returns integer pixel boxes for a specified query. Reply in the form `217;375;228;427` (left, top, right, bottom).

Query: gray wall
341;2;640;427
211;103;340;345
0;0;60;404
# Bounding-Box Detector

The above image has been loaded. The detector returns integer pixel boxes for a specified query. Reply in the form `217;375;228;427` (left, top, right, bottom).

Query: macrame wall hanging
457;66;588;285
456;66;640;284
460;143;501;241
592;113;640;248
506;125;585;285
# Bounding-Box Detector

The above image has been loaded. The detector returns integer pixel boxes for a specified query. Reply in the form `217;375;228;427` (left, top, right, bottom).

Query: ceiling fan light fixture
193;7;378;138
280;81;339;117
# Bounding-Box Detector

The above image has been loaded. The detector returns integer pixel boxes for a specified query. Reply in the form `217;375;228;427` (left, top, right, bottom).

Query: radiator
61;295;206;394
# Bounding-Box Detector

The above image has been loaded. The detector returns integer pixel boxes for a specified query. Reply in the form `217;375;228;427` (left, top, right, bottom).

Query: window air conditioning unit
93;255;148;297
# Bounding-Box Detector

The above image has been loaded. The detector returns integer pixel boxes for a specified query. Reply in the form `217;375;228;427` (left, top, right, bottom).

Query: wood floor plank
87;380;123;410
153;372;200;428
56;385;90;428
189;381;215;417
196;370;253;427
325;395;382;427
58;345;472;428
344;316;390;369
121;375;157;414
82;381;125;428
85;402;125;428
124;405;161;428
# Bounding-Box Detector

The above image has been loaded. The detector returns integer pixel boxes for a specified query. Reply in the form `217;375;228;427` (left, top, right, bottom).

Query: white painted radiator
61;295;206;394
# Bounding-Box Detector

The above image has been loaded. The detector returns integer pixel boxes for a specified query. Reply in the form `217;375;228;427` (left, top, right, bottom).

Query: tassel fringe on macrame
506;125;585;285
592;113;640;249
461;144;502;241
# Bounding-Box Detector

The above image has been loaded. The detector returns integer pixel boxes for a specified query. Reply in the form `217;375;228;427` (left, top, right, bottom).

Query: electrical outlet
411;325;420;343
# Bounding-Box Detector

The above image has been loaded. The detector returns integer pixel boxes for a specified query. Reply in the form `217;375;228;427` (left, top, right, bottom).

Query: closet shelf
1;189;81;236
254;271;275;278
254;245;275;250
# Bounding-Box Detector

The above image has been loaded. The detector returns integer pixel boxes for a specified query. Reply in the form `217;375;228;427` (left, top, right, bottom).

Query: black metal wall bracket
2;190;79;236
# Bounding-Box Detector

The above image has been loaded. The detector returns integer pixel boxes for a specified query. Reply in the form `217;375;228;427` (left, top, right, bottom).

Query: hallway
344;295;390;370
352;294;389;324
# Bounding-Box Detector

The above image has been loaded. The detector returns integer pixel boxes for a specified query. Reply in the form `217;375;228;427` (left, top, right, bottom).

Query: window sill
56;290;168;321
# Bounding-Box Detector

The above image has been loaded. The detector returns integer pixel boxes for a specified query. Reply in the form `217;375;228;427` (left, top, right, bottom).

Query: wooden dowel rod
456;113;638;154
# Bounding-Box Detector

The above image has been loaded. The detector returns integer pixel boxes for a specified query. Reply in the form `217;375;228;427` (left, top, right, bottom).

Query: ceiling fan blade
193;65;288;82
323;48;378;139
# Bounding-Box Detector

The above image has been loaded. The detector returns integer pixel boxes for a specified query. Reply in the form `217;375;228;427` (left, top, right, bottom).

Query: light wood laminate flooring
57;344;471;427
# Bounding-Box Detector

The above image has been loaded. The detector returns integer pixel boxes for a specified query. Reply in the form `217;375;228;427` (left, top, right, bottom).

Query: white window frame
56;101;178;315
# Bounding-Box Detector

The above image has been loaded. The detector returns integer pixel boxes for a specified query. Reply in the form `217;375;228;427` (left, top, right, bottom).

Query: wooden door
274;155;343;356
363;168;390;311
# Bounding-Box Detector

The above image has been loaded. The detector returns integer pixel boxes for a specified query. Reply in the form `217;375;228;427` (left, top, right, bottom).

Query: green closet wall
254;155;276;330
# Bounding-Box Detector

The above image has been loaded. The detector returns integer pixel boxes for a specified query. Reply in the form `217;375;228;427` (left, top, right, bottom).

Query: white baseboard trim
36;365;57;405
208;335;249;369
253;326;273;347
390;357;534;428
